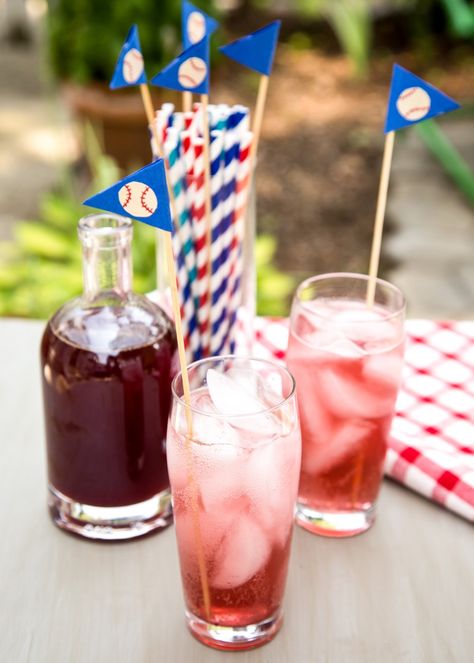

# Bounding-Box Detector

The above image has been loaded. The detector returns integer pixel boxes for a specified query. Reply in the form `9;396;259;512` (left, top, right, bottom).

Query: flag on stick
110;24;147;89
182;1;218;49
219;21;281;179
151;38;210;95
219;21;281;338
152;39;213;346
181;1;218;112
367;64;460;305
109;24;166;290
384;64;460;134
83;161;173;231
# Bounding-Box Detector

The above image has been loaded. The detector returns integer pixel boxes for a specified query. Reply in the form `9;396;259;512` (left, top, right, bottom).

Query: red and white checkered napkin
250;317;474;522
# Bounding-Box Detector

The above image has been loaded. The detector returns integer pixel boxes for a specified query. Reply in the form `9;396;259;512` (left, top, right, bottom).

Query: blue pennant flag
182;1;218;50
219;20;281;76
110;24;147;89
384;64;460;133
83;160;173;232
151;37;210;94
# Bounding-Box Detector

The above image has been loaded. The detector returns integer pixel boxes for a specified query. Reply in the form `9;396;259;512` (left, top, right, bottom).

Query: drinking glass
167;356;301;650
286;273;405;537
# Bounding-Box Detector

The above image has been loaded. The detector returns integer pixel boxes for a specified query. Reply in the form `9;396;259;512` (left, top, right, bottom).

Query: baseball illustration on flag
151;37;210;94
83;160;173;232
182;1;218;49
110;24;147;89
384;64;460;133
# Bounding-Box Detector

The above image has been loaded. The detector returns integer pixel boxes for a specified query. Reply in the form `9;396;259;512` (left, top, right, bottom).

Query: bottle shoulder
43;293;175;356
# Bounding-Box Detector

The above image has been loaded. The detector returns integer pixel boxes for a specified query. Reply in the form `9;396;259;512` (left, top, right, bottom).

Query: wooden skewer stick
200;93;213;353
237;74;270;239
139;83;162;157
141;82;211;618
139;83;167;291
182;90;193;113
366;130;396;306
164;232;211;621
249;74;269;178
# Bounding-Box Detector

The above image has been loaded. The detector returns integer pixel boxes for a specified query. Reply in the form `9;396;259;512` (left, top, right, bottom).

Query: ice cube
322;337;366;359
211;514;271;589
302;419;374;475
207;369;265;416
192;412;239;448
363;352;403;393
332;307;382;324
172;497;241;559
318;363;396;419
226;366;284;419
245;436;300;546
195;432;244;511
85;306;120;353
226;364;259;396
206;369;279;434
166;425;189;492
293;310;318;338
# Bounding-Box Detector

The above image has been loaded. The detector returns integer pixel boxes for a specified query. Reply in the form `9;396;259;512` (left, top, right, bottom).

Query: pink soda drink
286;273;405;537
167;357;301;651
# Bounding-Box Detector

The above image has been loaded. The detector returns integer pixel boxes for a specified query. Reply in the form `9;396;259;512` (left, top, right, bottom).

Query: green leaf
255;234;277;266
14;222;76;260
39;192;83;232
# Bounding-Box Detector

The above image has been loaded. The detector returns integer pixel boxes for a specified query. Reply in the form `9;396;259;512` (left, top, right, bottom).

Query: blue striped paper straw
165;128;202;361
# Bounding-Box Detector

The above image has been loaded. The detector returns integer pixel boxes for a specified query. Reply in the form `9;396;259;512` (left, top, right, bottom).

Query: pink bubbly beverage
167;357;301;651
286;274;405;537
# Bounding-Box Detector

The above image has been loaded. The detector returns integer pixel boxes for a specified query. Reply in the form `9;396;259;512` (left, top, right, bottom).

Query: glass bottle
40;213;177;541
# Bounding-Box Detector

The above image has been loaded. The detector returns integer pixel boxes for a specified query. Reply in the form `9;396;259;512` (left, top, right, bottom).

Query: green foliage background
0;142;295;319
47;0;219;84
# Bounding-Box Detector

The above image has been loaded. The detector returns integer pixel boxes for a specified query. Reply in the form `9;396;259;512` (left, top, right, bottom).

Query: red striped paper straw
209;130;226;355
190;136;211;355
164;128;201;361
225;129;253;353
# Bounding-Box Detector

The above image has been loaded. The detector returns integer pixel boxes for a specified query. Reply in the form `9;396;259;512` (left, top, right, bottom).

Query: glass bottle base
186;609;283;651
48;485;172;541
295;501;376;538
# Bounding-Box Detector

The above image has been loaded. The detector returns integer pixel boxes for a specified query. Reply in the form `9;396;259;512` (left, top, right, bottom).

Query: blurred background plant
0;124;294;318
0;0;472;320
245;0;474;77
46;0;219;85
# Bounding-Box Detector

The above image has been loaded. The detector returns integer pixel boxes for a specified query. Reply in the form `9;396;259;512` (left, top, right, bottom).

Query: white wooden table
0;319;472;663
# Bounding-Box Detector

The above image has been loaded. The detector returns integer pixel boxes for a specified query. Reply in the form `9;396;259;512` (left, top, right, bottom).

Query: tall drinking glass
286;273;405;537
167;356;301;650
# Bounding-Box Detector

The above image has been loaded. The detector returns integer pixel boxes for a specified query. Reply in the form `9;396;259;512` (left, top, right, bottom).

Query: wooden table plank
0;319;472;663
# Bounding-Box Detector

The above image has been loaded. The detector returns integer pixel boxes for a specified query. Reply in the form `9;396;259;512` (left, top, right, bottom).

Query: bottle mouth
78;213;133;248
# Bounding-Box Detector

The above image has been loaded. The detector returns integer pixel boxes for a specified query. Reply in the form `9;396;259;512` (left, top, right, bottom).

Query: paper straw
183;111;195;132
171;111;185;135
208;130;227;355
190;136;211;355
226;129;253;353
157;103;175;143
211;129;239;355
181;129;195;209
165;129;202;361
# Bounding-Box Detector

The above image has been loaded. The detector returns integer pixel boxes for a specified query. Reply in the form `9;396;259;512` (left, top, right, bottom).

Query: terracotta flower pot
62;82;180;169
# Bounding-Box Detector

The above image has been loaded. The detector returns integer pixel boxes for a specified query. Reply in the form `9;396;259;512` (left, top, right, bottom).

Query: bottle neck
79;214;133;304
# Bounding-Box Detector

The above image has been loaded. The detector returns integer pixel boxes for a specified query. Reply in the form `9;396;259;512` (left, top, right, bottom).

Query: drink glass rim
171;354;296;420
294;272;406;324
